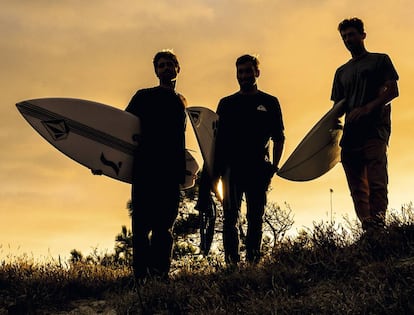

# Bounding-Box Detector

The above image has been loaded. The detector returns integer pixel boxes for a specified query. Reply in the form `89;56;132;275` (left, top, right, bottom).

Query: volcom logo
100;153;122;176
42;119;70;141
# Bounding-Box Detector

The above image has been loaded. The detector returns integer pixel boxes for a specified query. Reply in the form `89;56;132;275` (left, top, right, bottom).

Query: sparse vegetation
1;203;413;314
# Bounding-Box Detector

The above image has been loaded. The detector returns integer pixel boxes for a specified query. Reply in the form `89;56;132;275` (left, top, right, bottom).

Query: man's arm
346;80;399;123
272;138;285;172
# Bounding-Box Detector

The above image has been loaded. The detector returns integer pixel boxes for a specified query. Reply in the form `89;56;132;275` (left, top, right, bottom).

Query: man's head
236;54;260;93
338;17;366;56
153;50;180;86
338;17;364;34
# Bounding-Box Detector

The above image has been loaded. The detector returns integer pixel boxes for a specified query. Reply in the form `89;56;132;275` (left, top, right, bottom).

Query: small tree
114;225;133;265
263;202;294;248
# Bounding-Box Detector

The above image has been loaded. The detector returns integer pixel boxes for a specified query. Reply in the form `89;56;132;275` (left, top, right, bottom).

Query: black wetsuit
126;86;186;279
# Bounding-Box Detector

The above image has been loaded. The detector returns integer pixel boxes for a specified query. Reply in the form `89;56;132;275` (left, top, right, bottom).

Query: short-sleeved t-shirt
214;91;284;174
126;86;187;183
331;52;399;149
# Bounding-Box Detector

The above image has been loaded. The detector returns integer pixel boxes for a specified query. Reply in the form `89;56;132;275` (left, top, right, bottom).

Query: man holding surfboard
213;55;285;265
125;50;187;282
331;18;399;232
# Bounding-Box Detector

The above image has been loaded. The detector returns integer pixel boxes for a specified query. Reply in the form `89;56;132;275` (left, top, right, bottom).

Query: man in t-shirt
331;18;399;232
125;50;187;281
213;54;285;264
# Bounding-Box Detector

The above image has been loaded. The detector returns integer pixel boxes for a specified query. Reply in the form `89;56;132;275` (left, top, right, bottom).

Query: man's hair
236;54;260;71
153;50;179;70
338;17;365;34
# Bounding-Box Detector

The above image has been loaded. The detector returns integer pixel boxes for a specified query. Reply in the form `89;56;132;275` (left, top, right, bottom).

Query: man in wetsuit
125;50;187;281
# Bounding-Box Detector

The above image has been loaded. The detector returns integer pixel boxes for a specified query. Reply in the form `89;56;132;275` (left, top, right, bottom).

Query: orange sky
1;0;413;260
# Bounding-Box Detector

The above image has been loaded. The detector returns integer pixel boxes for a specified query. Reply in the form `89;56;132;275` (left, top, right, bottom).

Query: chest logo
256;105;267;112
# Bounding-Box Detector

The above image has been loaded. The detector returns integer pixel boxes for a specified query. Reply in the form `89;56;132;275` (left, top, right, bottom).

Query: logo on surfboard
188;110;201;126
100;153;122;176
42;119;70;141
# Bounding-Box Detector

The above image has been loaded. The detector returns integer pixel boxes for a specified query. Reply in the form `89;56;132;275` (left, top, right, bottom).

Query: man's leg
341;149;371;228
131;184;151;281
366;141;388;227
195;166;217;255
150;183;180;278
222;169;242;264
245;171;268;263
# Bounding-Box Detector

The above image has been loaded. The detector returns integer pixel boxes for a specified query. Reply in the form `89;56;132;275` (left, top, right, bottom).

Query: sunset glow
1;0;413;260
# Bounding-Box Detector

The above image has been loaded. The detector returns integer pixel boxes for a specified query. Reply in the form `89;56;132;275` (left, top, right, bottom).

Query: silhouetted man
214;54;285;264
126;50;187;281
331;18;399;232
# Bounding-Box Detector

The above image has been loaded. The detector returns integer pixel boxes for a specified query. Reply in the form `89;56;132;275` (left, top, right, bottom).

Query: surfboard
187;106;219;179
16;98;198;189
187;106;220;255
277;99;345;181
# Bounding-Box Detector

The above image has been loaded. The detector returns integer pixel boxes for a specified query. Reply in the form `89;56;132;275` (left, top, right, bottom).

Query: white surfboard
187;106;219;179
16;98;198;189
277;99;345;181
187;107;219;254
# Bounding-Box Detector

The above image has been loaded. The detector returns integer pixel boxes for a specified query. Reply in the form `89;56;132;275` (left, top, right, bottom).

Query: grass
1;204;414;314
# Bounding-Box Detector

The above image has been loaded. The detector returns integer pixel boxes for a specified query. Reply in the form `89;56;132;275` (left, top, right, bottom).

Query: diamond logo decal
42;119;70;141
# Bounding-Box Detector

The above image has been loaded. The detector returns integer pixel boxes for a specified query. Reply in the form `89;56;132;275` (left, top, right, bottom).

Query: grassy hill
1;206;413;314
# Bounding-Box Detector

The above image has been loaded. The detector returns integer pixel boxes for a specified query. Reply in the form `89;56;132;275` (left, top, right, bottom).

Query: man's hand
265;161;278;178
347;80;398;124
346;105;371;123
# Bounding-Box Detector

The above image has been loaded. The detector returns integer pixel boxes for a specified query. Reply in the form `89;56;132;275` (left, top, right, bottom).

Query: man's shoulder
126;87;160;112
337;52;391;69
217;92;238;109
134;86;159;96
133;87;185;101
364;52;394;65
257;90;279;102
335;60;350;73
368;52;390;58
128;87;155;103
220;92;239;102
220;91;278;101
